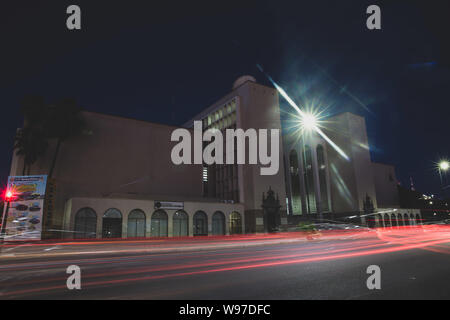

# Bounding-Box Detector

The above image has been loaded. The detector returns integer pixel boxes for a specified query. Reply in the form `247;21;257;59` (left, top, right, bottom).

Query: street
1;226;450;299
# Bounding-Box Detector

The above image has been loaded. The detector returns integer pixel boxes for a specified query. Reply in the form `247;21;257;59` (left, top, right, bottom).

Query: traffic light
5;191;13;200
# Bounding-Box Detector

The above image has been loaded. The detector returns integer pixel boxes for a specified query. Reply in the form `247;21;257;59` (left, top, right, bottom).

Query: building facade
7;75;420;239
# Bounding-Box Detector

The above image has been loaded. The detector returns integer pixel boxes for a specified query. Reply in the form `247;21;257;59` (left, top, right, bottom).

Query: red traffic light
5;191;13;200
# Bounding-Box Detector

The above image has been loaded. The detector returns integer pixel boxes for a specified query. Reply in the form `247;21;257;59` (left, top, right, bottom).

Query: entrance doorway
102;208;122;238
229;212;242;235
193;211;208;236
151;210;168;237
212;211;225;235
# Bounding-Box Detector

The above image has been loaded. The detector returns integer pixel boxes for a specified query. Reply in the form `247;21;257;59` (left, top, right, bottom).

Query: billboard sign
3;175;47;241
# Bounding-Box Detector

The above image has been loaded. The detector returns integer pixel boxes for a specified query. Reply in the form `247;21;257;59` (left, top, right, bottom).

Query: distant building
7;75;422;239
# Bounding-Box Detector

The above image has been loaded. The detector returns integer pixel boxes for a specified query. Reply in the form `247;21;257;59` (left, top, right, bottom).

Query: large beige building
7;75;419;239
9;112;245;239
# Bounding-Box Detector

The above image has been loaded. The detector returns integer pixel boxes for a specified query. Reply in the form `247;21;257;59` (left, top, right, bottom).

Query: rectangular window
203;167;208;182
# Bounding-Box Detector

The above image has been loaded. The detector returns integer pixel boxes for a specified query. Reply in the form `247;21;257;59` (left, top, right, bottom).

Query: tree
45;98;85;179
13;95;85;178
14;126;49;175
14;95;49;175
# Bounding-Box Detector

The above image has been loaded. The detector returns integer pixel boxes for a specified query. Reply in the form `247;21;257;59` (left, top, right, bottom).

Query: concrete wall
11;112;203;230
325;112;377;213
372;162;400;208
235;81;287;212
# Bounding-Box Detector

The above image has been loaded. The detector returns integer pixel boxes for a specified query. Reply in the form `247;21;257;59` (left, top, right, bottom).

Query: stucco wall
12;112;203;229
65;197;245;239
372;162;400;208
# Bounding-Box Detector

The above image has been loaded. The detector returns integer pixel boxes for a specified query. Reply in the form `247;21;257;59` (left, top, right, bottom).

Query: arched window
397;214;404;226
212;211;226;235
151;210;168;237
229;211;242;235
391;213;397;227
415;214;421;225
102;208;122;238
403;213;410;226
74;207;97;239
367;215;376;228
193;211;208;236
173;210;188;237
410;214;415;225
384;213;391;227
289;150;302;215
127;209;146;238
303;145;316;213
316;145;329;212
377;214;383;227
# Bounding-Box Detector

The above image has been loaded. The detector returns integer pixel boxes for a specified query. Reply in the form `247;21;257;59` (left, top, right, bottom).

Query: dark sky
1;0;449;196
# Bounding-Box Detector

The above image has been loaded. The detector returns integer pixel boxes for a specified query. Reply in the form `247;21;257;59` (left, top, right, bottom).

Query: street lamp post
438;161;449;198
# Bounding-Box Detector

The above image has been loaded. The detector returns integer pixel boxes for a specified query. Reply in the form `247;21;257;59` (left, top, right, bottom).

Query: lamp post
438;161;449;198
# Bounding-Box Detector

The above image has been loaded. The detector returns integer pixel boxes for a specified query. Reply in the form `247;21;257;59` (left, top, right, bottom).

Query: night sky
1;0;449;196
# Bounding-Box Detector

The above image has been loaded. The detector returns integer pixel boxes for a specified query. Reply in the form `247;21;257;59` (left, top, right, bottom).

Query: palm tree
45;98;85;179
14;126;48;175
14;95;85;178
14;95;49;175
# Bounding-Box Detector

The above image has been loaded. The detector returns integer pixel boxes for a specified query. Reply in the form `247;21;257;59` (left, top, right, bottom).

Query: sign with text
3;175;47;241
155;201;184;210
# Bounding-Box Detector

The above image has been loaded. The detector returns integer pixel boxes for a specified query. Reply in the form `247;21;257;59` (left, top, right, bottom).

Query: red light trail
0;225;449;298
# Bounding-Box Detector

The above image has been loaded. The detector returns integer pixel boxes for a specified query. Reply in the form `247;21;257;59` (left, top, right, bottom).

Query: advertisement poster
3;175;47;241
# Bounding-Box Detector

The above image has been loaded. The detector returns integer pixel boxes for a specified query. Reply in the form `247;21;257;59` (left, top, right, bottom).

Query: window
173;210;188;237
384;213;391;227
102;208;122;238
303;145;316;213
229;211;242;234
127;209;145;238
203;166;208;182
212;211;225;235
390;213;397;227
316;145;329;212
193;211;208;236
151;210;168;237
404;213;410;226
397;214;404;226
74;207;97;239
289;150;302;215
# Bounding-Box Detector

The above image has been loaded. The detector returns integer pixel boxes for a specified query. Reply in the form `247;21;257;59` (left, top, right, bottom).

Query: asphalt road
1;226;450;299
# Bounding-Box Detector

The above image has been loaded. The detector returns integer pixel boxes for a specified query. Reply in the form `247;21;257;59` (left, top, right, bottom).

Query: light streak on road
0;225;449;298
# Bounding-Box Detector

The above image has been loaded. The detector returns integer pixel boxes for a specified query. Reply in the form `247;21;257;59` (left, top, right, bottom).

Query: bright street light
300;113;318;131
438;160;449;199
439;161;449;171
